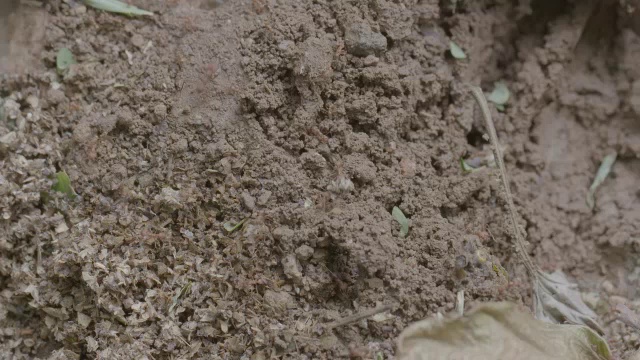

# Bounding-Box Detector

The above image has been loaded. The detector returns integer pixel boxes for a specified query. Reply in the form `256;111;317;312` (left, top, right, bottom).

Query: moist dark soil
1;0;640;359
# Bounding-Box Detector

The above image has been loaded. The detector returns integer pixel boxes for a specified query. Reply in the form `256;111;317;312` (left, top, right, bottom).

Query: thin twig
326;303;396;329
470;87;538;276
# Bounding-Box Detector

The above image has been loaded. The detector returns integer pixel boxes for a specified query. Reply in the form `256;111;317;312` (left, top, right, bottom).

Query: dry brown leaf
397;302;611;360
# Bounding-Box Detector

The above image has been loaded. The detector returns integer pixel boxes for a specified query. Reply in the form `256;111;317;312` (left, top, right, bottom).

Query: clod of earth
344;22;388;57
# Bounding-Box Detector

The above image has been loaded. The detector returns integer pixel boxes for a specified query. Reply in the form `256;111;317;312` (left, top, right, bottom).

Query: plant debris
56;48;76;74
586;153;617;210
83;0;154;16
327;303;396;329
51;171;77;199
168;282;192;315
470;86;603;334
392;206;409;237
487;82;510;111
223;218;247;233
397;302;611;360
449;41;467;59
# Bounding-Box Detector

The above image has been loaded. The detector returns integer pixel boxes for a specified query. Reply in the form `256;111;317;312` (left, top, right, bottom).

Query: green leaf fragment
460;157;476;173
449;41;467;59
586;153;616;210
223;218;247;233
83;0;154;16
56;48;76;73
392;206;409;237
487;82;510;105
52;171;77;199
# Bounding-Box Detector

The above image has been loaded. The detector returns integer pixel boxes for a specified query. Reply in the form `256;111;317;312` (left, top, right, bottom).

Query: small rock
363;55;379;66
295;245;314;261
282;254;303;284
319;333;339;351
240;192;255;210
345;22;387;57
582;292;600;311
257;190;272;205
154;187;182;210
610;295;628;306
153;103;167;120
0;132;17;148
300;150;326;170
26;95;39;109
47;88;66;105
263;289;296;310
131;34;145;49
365;277;384;289
272;226;294;242
602;280;615;294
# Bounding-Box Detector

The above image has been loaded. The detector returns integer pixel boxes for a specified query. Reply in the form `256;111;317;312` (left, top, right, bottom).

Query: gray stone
345;23;387;57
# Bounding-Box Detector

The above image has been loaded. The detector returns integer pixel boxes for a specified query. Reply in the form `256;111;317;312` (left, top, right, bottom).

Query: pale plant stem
470;86;538;277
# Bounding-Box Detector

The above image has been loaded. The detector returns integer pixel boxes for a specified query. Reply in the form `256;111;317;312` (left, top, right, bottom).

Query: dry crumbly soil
1;0;640;359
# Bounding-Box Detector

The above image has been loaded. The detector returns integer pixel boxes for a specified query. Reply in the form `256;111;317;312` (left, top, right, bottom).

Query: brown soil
1;0;640;359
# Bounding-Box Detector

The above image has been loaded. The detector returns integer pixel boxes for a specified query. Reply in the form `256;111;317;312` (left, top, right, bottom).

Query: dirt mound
1;0;640;359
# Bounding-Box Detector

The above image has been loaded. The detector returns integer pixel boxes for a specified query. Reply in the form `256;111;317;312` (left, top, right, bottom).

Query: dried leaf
533;270;604;334
52;171;77;199
586;153;616;210
391;206;409;237
449;41;467;59
487;82;510;105
168;282;192;314
397;302;611;360
83;0;154;16
223;218;247;234
56;48;76;74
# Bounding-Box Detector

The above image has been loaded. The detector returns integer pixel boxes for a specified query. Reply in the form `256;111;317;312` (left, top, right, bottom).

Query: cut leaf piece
460;157;475;173
223;218;247;234
397;302;611;360
83;0;154;16
391;206;409;237
487;82;510;105
586;153;616;210
56;48;76;74
449;41;466;59
52;171;77;199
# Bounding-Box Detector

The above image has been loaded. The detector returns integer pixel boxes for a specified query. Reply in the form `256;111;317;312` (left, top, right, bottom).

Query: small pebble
602;280;615;294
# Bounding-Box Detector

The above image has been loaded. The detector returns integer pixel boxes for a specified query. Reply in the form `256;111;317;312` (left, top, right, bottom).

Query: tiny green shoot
223;218;247;234
56;48;76;74
52;171;77;199
487;82;510;106
586;153;617;210
449;41;467;59
392;206;409;237
83;0;154;16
